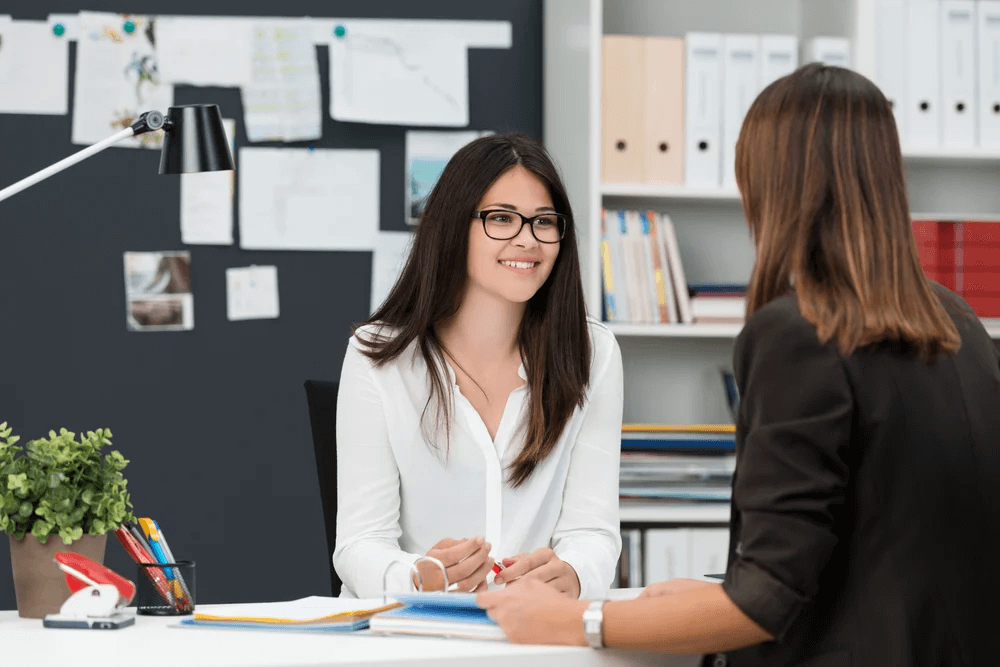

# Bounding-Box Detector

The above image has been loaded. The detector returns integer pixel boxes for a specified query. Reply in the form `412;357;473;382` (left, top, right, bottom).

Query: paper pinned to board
155;16;254;87
238;147;380;251
180;118;236;245
0;19;70;114
325;19;511;126
371;231;415;315
71;11;173;149
226;265;279;321
242;20;322;142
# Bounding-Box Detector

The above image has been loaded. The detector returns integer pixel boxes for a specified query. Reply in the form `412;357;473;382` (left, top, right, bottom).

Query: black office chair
304;379;342;597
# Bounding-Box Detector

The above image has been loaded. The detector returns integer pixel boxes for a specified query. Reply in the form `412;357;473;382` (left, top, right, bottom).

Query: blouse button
712;654;728;667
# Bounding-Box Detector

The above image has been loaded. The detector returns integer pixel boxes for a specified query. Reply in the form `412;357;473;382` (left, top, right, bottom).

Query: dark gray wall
0;0;542;608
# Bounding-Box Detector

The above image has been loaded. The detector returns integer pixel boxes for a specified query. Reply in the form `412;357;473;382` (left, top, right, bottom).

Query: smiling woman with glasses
333;131;623;603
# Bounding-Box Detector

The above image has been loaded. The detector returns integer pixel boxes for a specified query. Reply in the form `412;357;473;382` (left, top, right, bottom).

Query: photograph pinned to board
226;265;279;321
72;11;173;149
405;130;491;225
123;251;194;332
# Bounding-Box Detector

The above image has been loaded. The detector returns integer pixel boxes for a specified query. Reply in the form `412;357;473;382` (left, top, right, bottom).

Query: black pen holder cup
136;561;196;616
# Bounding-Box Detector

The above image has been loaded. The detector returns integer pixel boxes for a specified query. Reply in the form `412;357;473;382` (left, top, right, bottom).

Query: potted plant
0;422;135;618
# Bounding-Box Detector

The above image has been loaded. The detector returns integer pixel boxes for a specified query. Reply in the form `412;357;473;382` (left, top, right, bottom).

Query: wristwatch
582;599;606;648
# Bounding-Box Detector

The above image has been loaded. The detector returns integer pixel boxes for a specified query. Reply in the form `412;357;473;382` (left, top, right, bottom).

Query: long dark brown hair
356;132;591;487
735;63;960;361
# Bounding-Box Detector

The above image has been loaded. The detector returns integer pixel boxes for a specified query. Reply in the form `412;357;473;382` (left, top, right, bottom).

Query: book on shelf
913;219;1000;317
180;596;401;632
616;529;644;589
620;452;736;482
689;284;747;324
619;485;732;502
623;423;735;434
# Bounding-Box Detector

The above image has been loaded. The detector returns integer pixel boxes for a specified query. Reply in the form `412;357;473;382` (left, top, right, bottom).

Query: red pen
114;527;175;607
491;560;506;575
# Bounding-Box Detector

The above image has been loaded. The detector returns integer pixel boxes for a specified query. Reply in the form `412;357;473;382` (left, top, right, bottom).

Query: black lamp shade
158;104;235;175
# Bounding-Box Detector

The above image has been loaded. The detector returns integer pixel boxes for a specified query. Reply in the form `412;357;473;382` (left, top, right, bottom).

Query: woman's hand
477;578;588;645
415;536;493;593
638;578;716;598
492;547;581;598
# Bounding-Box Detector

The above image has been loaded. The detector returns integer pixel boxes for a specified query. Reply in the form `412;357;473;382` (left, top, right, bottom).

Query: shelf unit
544;0;1000;530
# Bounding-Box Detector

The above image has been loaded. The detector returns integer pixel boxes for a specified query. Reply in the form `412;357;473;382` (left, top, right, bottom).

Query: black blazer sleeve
722;298;854;640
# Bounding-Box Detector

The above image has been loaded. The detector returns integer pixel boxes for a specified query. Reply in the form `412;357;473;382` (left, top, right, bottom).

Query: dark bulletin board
0;0;542;610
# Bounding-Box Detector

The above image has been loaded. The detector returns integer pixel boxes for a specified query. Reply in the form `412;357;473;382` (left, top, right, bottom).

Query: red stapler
42;552;136;629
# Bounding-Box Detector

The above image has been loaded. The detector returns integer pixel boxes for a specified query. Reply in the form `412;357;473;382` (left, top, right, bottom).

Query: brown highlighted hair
356;132;590;487
735;63;960;361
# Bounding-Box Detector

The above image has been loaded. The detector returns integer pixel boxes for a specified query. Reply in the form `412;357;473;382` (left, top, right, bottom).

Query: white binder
907;1;942;149
874;0;909;147
978;1;1000;149
759;34;798;87
804;36;850;67
684;33;723;187
721;34;761;189
689;528;731;582
643;528;692;584
940;1;978;149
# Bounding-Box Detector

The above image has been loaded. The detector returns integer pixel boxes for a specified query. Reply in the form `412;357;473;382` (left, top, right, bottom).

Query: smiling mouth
499;260;540;270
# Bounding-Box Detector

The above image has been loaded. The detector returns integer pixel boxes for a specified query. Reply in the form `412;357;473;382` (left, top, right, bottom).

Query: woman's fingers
493;548;554;584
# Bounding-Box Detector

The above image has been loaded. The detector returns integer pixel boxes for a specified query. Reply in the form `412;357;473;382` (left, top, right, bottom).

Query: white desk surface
1;590;702;667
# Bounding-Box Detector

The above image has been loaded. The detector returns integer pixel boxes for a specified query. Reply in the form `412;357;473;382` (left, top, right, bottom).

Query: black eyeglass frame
472;209;567;244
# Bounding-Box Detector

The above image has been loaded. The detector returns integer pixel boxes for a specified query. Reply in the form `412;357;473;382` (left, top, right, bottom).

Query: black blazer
718;285;1000;667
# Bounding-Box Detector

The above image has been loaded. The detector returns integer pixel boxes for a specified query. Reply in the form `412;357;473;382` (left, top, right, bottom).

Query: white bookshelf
903;148;1000;162
544;0;1000;530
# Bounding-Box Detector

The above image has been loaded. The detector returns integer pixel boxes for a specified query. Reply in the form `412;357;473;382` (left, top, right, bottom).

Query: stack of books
619;424;736;503
689;283;747;324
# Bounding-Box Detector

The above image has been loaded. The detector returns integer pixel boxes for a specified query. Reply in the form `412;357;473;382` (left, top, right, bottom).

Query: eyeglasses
473;209;567;244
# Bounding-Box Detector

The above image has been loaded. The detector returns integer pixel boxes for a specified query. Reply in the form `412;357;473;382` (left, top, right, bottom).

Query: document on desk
326;19;511;126
71;11;173;149
238;147;380;251
181;596;402;632
0;18;70;115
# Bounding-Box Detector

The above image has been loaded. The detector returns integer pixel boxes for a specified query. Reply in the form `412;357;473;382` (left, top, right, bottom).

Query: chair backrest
303;379;342;597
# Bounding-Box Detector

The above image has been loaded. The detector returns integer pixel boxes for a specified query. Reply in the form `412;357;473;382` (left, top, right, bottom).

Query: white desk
1;592;702;667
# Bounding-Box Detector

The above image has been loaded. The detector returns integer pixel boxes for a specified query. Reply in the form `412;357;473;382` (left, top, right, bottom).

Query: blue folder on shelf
369;592;505;641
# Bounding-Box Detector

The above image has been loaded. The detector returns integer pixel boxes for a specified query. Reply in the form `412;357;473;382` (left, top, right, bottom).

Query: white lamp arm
0;127;136;203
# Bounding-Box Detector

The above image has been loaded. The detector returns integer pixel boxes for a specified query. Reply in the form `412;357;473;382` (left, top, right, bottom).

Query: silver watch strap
582;599;606;648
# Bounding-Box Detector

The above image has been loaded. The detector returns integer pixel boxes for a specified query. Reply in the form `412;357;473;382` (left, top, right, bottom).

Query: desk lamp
0;104;235;203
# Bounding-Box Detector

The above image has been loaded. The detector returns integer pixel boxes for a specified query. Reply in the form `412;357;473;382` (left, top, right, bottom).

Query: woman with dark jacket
477;63;1000;667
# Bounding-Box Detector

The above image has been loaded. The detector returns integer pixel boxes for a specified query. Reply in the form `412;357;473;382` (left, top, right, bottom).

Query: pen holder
136;561;195;616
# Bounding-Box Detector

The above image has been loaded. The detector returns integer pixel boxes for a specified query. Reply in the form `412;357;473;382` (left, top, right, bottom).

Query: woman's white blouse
333;319;623;600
